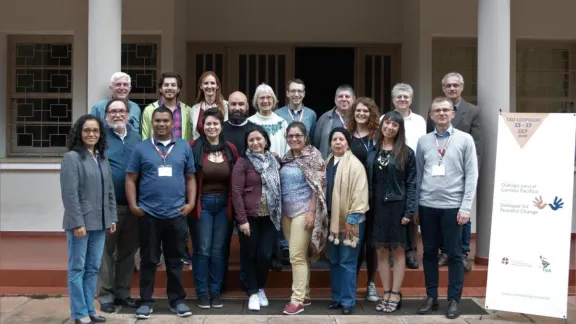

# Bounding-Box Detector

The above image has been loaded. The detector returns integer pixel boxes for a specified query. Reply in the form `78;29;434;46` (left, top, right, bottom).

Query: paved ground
0;296;575;324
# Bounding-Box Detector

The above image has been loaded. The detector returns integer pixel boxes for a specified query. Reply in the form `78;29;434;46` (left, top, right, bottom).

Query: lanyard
288;108;304;122
355;131;373;152
151;137;175;165
336;110;348;129
434;133;452;164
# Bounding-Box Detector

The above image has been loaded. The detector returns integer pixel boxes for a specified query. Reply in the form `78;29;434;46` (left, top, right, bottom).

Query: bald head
228;91;249;118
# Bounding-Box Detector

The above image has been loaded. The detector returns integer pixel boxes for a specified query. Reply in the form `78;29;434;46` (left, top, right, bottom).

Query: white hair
252;83;278;109
335;84;355;97
441;72;464;86
110;72;132;86
392;83;414;99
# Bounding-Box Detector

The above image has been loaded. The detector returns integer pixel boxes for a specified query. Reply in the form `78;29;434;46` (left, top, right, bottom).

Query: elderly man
96;98;142;313
426;72;482;272
91;72;142;134
312;85;356;158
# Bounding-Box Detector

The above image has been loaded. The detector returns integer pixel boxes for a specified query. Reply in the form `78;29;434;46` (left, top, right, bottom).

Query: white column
0;33;7;158
87;0;122;109
476;0;511;262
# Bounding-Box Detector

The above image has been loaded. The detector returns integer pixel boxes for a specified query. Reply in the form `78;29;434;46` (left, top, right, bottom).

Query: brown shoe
464;259;472;272
438;253;449;266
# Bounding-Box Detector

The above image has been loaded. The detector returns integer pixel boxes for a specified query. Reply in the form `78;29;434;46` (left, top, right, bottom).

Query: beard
229;112;247;125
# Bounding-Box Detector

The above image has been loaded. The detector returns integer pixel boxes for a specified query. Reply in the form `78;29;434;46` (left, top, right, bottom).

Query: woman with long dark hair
366;110;416;313
188;108;239;309
61;115;117;324
231;126;282;311
191;71;228;139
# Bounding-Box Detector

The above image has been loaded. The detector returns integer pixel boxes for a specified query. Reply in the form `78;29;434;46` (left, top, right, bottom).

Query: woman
280;121;328;315
367;111;417;313
61;115;117;324
231;126;282;311
247;83;289;158
325;127;369;315
346;97;380;303
188;108;239;309
191;71;228;139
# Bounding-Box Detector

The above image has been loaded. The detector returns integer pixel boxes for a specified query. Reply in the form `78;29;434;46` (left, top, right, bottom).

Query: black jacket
366;146;417;219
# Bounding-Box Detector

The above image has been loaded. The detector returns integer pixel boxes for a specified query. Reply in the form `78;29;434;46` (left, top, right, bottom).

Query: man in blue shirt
275;79;317;136
126;106;197;319
96;98;142;313
90;72;142;134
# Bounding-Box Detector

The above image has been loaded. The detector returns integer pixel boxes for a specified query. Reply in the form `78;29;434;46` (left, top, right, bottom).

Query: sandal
384;291;402;313
375;290;391;311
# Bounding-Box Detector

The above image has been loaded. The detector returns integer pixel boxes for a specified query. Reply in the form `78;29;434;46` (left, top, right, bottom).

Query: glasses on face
287;134;304;140
107;109;127;116
288;89;304;94
432;108;453;114
82;128;100;134
443;83;461;89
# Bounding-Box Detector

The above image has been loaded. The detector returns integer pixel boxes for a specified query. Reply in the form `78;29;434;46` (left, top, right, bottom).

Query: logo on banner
500;256;532;268
532;195;564;212
539;256;552;273
502;113;548;148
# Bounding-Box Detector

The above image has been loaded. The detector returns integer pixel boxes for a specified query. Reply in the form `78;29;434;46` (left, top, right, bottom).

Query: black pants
239;216;278;295
419;206;464;301
356;212;377;283
405;222;419;256
138;214;187;307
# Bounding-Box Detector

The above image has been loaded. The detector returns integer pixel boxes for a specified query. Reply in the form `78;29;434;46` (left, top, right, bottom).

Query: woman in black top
346;97;381;302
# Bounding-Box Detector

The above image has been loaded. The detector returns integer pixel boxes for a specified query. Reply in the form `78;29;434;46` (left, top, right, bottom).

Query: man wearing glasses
426;72;482;272
96;99;142;313
276;79;318;136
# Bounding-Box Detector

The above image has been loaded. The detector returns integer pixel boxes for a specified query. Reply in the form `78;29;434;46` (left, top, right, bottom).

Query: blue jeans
328;222;365;307
189;193;231;297
67;230;106;319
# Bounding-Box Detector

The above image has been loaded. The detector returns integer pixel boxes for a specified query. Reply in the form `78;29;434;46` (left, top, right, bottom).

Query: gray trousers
96;205;139;304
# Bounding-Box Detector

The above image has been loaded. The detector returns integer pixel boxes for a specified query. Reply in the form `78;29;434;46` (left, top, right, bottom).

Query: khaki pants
282;213;312;304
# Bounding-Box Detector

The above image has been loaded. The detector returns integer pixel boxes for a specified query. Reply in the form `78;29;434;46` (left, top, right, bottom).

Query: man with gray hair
426;72;482;272
313;85;356;158
91;72;142;134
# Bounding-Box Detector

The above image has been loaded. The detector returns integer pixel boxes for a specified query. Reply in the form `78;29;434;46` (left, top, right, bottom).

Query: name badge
158;165;173;177
432;163;446;177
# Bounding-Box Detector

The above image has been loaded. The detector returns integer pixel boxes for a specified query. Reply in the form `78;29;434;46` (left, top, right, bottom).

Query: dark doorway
294;47;355;117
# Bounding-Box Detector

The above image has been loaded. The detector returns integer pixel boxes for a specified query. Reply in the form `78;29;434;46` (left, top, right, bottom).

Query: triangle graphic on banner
501;113;548;148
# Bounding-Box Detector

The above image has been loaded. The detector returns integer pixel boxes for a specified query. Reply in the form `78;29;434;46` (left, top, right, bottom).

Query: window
516;43;576;113
432;39;478;104
121;36;161;113
7;36;73;157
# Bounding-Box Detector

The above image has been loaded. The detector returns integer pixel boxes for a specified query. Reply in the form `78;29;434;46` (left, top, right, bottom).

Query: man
275;79;317;136
141;72;193;141
91;72;141;134
389;83;427;270
126;106;196;319
416;97;478;319
313;85;355;158
223;91;257;153
96;99;142;313
426;72;482;271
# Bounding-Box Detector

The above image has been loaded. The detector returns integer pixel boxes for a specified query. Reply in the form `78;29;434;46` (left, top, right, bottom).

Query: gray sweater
415;127;478;214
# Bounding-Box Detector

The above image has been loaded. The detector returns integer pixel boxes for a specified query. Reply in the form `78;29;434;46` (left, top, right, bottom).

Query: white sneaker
248;294;260;311
258;289;269;307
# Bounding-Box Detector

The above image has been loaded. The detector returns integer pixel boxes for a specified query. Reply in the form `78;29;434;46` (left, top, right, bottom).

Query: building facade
1;0;575;263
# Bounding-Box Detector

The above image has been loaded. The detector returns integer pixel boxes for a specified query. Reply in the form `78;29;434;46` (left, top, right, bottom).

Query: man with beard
223;91;257;153
141;72;193;141
313;85;356;158
91;72;141;134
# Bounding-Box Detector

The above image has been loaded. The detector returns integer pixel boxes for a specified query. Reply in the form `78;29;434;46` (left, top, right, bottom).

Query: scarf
282;144;329;259
245;149;282;231
191;135;235;171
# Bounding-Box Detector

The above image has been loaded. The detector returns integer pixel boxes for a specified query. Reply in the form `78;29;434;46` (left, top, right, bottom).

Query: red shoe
303;299;311;306
283;302;304;315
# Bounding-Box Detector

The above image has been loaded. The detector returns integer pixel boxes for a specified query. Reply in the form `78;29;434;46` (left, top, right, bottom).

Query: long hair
347;97;380;140
195;71;226;117
243;125;272;156
67;114;107;160
377;111;408;169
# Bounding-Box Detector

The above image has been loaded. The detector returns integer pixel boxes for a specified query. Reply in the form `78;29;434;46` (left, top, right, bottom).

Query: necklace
377;150;391;170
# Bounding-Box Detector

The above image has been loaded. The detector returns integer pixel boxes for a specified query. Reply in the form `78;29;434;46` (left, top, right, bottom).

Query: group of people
60;70;482;323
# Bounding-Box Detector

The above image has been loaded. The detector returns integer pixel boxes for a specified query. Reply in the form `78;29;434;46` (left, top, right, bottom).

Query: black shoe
271;259;283;271
114;297;139;308
197;295;210;309
446;300;460;319
341;306;353;315
99;303;115;313
406;256;419;269
211;296;223;308
327;301;342;309
417;297;439;314
89;315;106;323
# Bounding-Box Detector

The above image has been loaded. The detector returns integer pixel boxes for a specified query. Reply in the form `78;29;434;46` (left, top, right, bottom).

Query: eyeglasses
431;108;453;114
287;134;304;139
82;128;100;134
107;109;127;116
443;83;461;89
288;89;304;94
